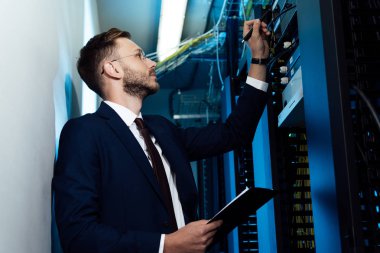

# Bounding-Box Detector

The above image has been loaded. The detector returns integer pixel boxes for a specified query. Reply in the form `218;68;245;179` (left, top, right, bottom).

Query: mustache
149;69;156;76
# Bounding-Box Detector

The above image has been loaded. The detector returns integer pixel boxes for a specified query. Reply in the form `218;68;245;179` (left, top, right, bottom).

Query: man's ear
102;62;122;79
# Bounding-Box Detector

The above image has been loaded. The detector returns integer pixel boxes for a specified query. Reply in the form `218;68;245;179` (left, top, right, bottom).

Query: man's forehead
115;37;141;52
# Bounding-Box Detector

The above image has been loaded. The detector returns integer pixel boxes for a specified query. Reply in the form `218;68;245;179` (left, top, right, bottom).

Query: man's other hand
164;219;223;253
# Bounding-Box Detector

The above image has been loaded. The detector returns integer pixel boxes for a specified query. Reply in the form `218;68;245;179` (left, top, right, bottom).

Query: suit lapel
96;103;164;204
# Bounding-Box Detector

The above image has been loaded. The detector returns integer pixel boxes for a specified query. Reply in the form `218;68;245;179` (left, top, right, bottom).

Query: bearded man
53;19;270;253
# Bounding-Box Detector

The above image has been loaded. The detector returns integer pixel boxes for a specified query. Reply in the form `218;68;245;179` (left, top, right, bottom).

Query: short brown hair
77;28;131;97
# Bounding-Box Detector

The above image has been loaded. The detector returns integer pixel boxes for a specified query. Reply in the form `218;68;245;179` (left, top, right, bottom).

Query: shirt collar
104;100;142;127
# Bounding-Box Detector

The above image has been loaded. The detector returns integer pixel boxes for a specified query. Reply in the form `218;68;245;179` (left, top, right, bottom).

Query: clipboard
207;187;277;240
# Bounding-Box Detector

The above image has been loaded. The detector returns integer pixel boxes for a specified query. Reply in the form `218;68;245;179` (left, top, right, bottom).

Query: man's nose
145;58;157;69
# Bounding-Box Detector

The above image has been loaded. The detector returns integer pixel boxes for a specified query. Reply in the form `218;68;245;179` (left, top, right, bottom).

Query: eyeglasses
101;49;147;74
111;49;147;62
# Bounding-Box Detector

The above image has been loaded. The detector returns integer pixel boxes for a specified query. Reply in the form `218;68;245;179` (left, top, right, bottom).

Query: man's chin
142;82;159;99
151;80;160;92
154;81;160;90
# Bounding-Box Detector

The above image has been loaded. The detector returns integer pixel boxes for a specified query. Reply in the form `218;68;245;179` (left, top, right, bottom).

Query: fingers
194;219;222;235
261;21;271;36
202;229;218;248
243;19;260;39
243;19;271;38
243;19;255;34
205;220;223;232
167;220;223;252
188;219;222;244
201;222;221;247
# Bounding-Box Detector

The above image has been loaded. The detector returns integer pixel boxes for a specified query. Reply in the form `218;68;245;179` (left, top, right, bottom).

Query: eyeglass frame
100;49;147;75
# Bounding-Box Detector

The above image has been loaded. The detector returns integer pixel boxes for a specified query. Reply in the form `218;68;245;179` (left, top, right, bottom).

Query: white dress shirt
103;76;267;253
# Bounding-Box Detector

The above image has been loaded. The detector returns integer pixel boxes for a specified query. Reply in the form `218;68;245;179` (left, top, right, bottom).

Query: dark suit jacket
53;84;268;253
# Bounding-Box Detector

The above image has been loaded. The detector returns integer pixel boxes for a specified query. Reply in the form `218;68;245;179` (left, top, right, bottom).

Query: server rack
217;0;380;252
341;0;380;251
261;0;380;252
264;2;317;252
237;0;380;252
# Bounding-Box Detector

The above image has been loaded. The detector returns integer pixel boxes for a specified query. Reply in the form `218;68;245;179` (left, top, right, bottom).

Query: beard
122;66;159;99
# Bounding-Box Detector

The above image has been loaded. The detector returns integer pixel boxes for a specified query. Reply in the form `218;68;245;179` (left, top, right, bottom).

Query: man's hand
244;19;271;81
243;19;270;59
164;219;223;253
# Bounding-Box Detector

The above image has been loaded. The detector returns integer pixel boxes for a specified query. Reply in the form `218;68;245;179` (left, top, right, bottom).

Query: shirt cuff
159;234;165;253
246;76;269;92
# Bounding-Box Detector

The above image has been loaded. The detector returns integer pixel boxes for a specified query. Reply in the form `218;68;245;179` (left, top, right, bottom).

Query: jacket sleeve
175;84;268;161
52;119;161;253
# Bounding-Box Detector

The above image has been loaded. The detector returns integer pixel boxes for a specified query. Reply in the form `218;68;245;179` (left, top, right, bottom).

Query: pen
241;27;253;43
241;9;271;43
